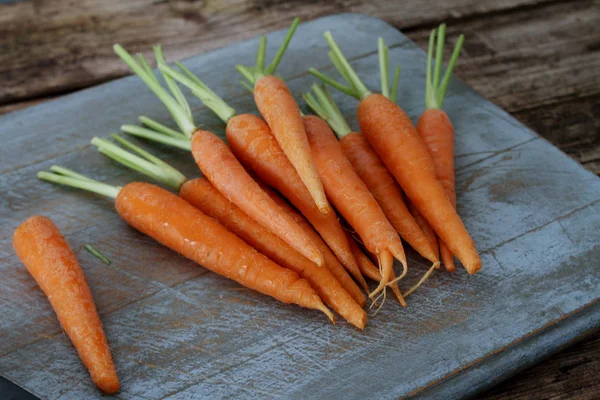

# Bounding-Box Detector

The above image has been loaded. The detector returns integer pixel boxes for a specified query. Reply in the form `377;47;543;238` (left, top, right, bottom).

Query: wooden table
1;0;598;398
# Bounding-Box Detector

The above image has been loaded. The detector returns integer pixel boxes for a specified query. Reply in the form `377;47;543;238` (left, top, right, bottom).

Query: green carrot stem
85;244;112;265
433;24;446;92
121;125;192;151
38;171;121;199
328;51;354;90
92;137;186;191
323;31;372;100
302;92;327;120
50;166;96;182
437;34;464;108
378;38;390;99
390;65;401;103
256;36;267;73
310;84;351;139
425;29;438;110
154;46;192;120
137;54;160;85
138;116;186;139
265;17;300;76
114;44;196;137
308;68;359;99
240;80;254;93
158;63;236;123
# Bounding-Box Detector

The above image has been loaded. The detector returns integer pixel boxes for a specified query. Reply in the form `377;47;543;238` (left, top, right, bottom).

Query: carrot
37;168;333;322
416;24;465;273
235;18;329;214
179;178;366;329
92;136;362;327
13;216;119;394
114;44;324;267
310;33;481;275
303;84;439;266
301;113;406;300
259;183;367;307
224;113;364;288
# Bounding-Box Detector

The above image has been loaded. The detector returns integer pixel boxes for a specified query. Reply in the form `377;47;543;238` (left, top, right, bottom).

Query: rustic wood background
1;0;598;398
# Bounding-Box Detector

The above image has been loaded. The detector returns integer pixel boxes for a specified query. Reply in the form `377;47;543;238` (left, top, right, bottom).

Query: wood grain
1;1;599;399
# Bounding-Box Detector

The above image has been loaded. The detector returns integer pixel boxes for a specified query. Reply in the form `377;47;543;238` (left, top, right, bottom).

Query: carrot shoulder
190;130;324;267
226;113;364;288
179;178;365;329
13;216;119;394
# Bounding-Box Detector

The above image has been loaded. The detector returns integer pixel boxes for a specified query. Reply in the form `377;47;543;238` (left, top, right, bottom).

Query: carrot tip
320;305;335;324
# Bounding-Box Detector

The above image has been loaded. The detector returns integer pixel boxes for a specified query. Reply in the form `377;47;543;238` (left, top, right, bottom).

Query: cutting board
1;13;598;400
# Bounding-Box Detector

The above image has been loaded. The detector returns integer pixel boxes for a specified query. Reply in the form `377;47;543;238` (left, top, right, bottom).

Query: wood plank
479;331;600;400
0;0;554;104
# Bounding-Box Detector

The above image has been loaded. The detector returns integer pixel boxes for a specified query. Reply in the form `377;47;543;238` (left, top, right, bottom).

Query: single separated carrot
416;24;465;272
180;178;366;329
302;114;406;300
37;169;333;321
13;216;119;394
224;113;364;287
113;44;324;267
310;33;481;275
234;18;329;214
91;136;362;327
260;183;366;307
303;83;439;266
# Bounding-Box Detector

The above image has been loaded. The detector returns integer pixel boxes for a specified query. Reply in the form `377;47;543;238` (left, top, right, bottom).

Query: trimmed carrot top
235;18;300;87
425;24;464;110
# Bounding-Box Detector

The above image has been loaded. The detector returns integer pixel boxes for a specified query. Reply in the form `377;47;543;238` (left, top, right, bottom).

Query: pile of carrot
13;18;481;394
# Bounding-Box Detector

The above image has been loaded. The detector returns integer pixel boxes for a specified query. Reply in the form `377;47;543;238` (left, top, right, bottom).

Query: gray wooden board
0;13;598;399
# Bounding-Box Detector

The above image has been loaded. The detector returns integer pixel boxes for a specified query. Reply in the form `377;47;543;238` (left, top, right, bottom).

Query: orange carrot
179;178;366;329
114;44;324;268
37;170;333;322
226;113;363;285
302;114;406;299
311;33;481;274
416;24;465;273
13;216;119;394
260;183;367;307
235;18;329;214
190;130;324;267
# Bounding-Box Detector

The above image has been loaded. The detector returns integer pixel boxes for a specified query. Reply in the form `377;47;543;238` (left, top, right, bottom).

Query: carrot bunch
17;18;485;395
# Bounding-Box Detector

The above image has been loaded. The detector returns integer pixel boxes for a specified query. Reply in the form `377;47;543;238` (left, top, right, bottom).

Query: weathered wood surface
0;7;598;400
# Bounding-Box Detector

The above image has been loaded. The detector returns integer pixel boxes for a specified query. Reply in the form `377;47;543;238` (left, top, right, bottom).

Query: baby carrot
235;19;329;214
310;33;481;274
417;24;465;272
13;216;119;394
37;169;333;321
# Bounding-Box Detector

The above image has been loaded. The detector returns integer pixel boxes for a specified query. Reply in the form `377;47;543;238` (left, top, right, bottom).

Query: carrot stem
305;84;351;139
264;17;300;76
323;32;371;100
378;38;390;99
390;65;401;103
307;68;358;99
138;116;186;139
240;80;254;93
114;44;196;137
38;170;121;199
121;124;191;150
49;166;95;182
85;244;112;265
255;35;267;74
437;34;464;107
328;51;354;89
425;29;438;110
154;46;192;121
92;136;186;190
433;24;446;92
